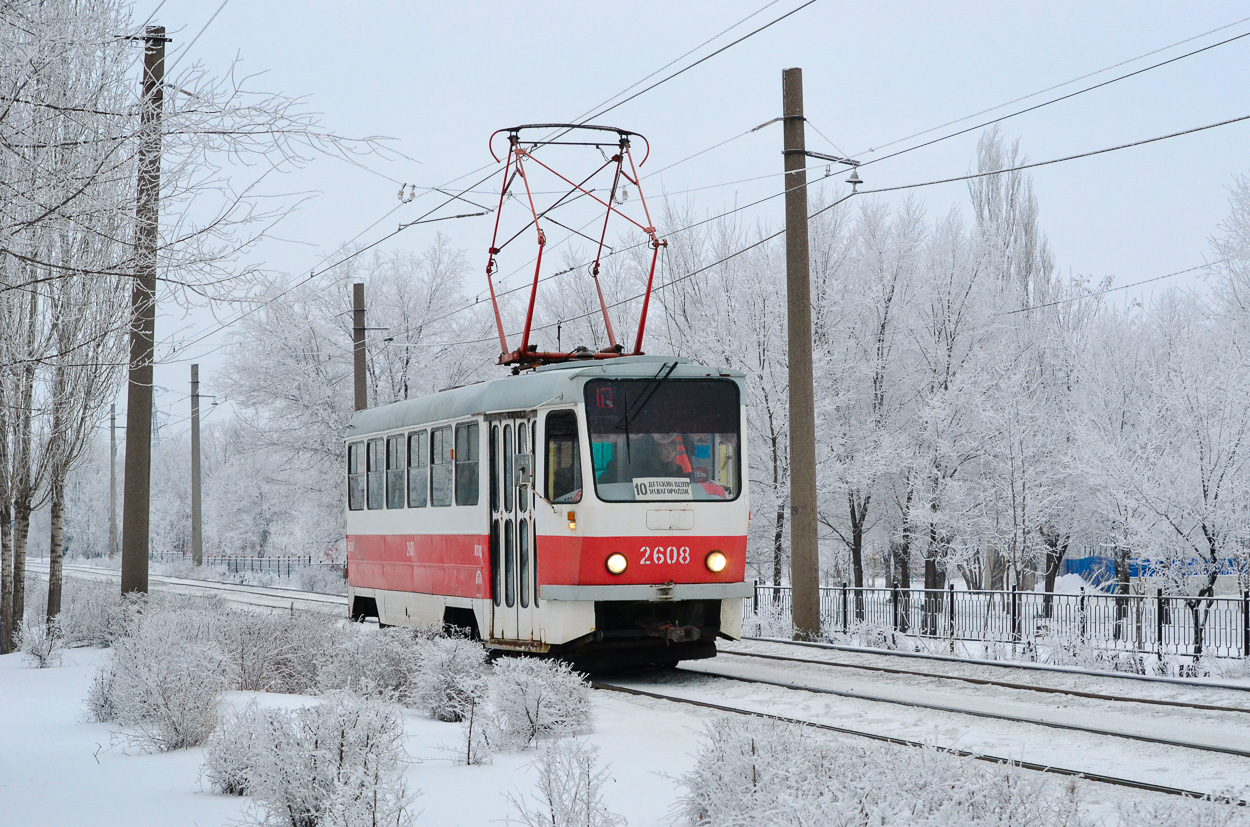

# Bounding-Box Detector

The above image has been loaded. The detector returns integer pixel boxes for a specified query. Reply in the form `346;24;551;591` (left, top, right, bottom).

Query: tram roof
346;355;745;437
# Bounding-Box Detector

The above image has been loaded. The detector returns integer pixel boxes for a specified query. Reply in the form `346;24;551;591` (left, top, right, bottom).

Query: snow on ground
6;643;1241;826
0;648;704;826
0;648;248;827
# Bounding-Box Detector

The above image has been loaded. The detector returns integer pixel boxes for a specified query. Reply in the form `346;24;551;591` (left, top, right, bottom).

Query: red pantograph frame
484;124;667;368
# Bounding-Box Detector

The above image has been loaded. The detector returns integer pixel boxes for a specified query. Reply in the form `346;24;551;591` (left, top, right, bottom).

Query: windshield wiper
614;361;679;464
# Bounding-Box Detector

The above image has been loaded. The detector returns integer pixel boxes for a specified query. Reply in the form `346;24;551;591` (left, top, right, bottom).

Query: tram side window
430;426;453;507
347;442;365;511
366;438;384;510
385;435;405;509
455;422;480;506
407;430;428;508
544;410;582;504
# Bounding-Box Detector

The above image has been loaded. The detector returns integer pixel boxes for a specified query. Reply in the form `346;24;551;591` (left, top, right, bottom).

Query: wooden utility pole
109;404;117;559
120;26;167;594
782;67;821;639
352;282;367;411
190;364;203;566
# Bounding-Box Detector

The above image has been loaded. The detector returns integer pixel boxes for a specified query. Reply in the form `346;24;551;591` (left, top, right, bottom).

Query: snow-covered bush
296;565;348;596
268;612;349;694
457;694;493;766
490;658;592;750
741;600;792;638
213;611;344;694
678;716;1092;826
413;635;488;722
87;607;230;751
507;739;624;827
1118;793;1250;826
18;617;64;667
57;579;142;647
204;704;270;796
211;695;415;827
315;626;424;702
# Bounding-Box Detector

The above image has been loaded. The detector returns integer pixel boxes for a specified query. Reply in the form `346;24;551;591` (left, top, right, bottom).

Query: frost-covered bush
490;658;592;750
208;695;415;827
87;606;230;751
213;611;344;694
741;600;792;638
458;693;493;766
57;580;143;647
678;717;1091;826
1118;793;1250;826
414;635;488;722
204;704;270;796
507;739;624;827
18;617;64;667
296;565;348;596
316;626;424;702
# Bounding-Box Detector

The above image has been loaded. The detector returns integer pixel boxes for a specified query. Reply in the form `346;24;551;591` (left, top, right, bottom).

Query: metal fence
208;556;343;578
147;551;342;579
753;583;1250;659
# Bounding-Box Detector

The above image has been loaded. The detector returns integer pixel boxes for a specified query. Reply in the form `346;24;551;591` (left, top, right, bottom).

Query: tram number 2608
639;546;690;565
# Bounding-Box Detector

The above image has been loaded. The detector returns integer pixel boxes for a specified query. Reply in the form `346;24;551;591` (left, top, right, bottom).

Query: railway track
721;647;1250;715
53;564;347;614
745;636;1250;694
681;658;1250;757
593;674;1250;804
592;679;1245;803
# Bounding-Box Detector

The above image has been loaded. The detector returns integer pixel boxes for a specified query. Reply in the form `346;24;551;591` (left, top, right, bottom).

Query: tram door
489;415;537;641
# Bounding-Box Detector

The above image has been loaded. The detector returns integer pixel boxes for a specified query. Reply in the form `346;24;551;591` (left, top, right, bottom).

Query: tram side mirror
514;454;533;489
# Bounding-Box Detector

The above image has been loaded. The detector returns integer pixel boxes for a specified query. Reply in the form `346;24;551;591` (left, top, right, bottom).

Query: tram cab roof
346;354;744;437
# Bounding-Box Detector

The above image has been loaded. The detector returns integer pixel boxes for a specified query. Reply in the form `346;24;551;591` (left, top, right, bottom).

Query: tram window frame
583;378;743;503
407;430;428;508
544;409;583;504
366;438;385;510
454;422;480;506
347;442;365;511
385;435;405;509
430;426;453;507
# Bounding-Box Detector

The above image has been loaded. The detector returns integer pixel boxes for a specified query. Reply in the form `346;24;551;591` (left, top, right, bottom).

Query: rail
752;583;1250;660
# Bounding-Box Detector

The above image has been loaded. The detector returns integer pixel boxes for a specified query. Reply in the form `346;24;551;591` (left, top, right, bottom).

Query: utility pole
352;282;367;411
190;364;202;566
782;67;820;639
109;404;117;559
121;26;167;595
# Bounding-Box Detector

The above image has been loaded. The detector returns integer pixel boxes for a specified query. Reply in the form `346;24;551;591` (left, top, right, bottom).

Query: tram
344;355;751;667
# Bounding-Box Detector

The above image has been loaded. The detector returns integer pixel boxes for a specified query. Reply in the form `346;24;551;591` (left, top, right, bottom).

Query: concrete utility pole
121;26;167;594
190;364;203;566
109;405;117;559
781;67;821;639
352;282;367;412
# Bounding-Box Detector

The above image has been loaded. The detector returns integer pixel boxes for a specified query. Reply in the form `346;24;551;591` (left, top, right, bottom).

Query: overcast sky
129;0;1250;434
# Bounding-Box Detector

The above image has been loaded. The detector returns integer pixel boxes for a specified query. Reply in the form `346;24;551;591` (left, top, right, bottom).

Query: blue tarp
1062;555;1246;586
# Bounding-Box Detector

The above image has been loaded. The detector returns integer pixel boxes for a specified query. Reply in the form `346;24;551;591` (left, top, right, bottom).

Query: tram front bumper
539;582;753;602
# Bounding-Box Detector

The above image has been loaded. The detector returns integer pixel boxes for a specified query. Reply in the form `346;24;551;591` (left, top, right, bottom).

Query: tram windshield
583;378;741;502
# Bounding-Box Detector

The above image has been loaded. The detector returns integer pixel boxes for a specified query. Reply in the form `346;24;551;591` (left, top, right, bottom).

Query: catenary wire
387;111;1250;348
998;261;1225;315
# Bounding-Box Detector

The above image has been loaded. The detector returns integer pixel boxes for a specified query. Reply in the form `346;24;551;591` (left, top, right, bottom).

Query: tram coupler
657;622;701;644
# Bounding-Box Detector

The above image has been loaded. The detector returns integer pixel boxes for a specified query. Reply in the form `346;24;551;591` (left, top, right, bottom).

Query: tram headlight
705;550;727;573
605;553;628;575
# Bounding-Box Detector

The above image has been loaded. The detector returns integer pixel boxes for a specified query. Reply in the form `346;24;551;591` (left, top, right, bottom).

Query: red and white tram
344;355;751;667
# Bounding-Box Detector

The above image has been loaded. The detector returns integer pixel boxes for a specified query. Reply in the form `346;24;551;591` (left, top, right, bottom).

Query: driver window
544;410;582;504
